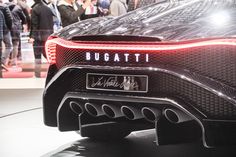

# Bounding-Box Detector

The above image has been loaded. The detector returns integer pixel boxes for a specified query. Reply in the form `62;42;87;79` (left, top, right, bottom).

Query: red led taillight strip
45;37;236;64
45;38;57;64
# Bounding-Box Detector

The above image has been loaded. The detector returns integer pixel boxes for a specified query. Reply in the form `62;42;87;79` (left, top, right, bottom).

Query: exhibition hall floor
1;85;236;157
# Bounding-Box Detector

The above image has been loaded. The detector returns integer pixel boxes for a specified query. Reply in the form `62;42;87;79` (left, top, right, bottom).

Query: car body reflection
42;129;236;157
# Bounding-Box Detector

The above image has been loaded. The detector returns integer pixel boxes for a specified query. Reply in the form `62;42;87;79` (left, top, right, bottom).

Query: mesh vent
56;44;236;88
155;72;236;119
66;69;236;120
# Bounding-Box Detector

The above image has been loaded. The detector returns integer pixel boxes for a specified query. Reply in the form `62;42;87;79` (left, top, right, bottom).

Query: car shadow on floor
42;129;236;157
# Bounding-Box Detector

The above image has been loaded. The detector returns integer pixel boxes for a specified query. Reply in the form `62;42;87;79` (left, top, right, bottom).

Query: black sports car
43;0;236;147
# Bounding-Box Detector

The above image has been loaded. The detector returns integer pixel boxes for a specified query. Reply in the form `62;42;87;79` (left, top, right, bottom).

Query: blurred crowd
0;0;159;77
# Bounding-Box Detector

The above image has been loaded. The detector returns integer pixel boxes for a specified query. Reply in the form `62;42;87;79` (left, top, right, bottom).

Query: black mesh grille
65;68;236;120
155;73;236;119
56;44;236;88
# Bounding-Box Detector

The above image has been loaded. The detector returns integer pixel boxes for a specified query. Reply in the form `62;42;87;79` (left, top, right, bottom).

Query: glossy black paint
55;0;236;41
43;0;236;147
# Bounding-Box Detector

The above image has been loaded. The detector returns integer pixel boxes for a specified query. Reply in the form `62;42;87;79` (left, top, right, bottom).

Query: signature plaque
86;73;148;93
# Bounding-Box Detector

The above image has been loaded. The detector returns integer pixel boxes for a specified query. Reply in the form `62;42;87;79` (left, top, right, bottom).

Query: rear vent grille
56;44;236;88
66;68;236;120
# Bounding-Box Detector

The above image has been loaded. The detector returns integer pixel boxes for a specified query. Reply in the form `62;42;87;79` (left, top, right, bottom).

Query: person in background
97;0;110;16
127;0;157;12
109;0;127;16
0;0;13;70
7;0;26;71
17;0;30;31
29;0;54;77
0;10;4;42
0;10;6;77
48;0;62;32
57;0;91;27
78;0;99;20
17;0;31;61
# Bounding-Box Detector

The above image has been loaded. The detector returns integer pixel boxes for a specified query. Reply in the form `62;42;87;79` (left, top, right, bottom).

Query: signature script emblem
91;76;139;91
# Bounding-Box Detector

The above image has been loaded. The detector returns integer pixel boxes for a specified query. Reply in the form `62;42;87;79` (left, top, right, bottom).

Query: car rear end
43;0;236;147
43;36;236;147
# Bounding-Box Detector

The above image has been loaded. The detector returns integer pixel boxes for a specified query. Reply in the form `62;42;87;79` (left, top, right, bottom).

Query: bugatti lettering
86;52;149;62
91;76;139;90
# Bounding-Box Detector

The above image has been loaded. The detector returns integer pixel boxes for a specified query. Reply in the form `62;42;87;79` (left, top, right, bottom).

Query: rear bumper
43;65;236;147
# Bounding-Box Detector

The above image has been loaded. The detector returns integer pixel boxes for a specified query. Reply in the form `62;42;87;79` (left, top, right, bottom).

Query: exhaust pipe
69;101;84;114
141;107;161;123
85;103;104;117
121;106;143;120
102;104;123;118
164;108;193;124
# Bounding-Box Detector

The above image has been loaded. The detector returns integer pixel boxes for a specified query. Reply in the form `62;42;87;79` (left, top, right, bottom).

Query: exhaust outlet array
141;107;161;122
85;103;104;117
71;101;192;124
164;108;193;123
121;106;143;120
69;101;84;114
102;104;123;118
